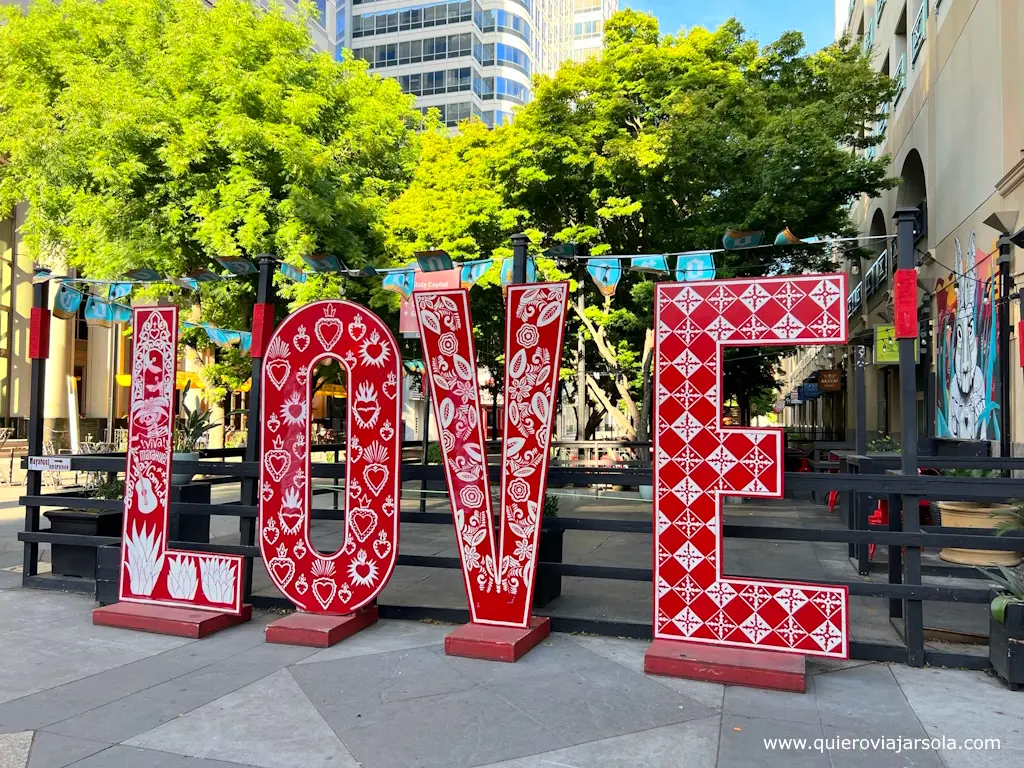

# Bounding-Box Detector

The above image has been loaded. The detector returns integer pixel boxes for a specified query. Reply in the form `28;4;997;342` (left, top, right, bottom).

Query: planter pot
639;485;654;502
95;543;121;605
938;502;1021;566
43;509;122;579
990;598;1024;691
172;452;197;485
532;526;563;609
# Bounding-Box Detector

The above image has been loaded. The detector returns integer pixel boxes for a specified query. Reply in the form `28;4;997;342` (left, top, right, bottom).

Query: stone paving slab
0;581;1018;767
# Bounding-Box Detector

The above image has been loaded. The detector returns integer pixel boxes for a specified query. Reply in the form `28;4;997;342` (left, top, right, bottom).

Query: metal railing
894;53;907;105
911;2;928;64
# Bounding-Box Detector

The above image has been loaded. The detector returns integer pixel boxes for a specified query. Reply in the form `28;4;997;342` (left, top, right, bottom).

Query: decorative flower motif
516;325;539;349
167;555;198;600
460;485;485;509
508;477;531;503
199;558;236;604
514;538;532;561
125;523;163;597
438;332;459;356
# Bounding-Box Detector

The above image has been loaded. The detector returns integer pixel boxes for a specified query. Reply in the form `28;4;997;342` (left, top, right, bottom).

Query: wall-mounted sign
818;369;842;391
801;383;820;400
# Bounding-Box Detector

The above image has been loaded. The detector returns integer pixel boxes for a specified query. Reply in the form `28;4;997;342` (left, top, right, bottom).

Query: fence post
511;233;529;285
998;234;1012;460
895;206;924;667
240;253;277;600
23;277;50;581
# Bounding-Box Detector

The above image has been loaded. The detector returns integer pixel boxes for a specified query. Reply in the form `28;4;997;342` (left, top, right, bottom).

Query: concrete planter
937;501;1021;566
172;451;197;485
43;509;122;579
532;526;563;608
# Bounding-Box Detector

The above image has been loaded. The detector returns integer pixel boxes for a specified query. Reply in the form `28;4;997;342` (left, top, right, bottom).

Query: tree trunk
573;303;640;437
584;409;604;440
635;330;655;455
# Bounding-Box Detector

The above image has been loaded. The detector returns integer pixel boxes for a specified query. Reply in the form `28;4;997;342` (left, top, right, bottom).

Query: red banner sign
120;306;245;613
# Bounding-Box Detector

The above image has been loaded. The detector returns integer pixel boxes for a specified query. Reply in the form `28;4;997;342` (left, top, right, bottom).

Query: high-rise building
571;0;616;62
339;1;587;127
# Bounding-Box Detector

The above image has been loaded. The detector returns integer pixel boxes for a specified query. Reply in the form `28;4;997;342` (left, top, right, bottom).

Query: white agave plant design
200;558;236;605
125;523;163;597
167;555;198;600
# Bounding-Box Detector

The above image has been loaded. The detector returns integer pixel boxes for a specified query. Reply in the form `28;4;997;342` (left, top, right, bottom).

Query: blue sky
627;1;835;52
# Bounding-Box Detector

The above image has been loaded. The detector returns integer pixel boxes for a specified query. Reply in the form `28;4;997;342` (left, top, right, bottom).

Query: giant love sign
118;274;848;664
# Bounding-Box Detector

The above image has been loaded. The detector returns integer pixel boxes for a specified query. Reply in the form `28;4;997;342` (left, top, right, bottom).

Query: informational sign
399;269;461;336
27;456;71;472
654;275;849;658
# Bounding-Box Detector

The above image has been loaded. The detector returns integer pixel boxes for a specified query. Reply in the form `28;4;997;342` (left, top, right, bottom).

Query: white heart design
315;317;343;350
268;557;295;587
312;577;336;610
267;360;291;391
350;507;378;543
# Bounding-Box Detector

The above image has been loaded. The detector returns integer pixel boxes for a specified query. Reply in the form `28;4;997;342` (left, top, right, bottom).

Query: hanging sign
28;456;72;472
818;369;842;391
653;275;849;659
398;268;461;335
722;229;764;250
874;324;918;365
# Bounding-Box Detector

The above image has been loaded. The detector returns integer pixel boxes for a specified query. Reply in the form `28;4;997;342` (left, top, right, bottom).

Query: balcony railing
911;2;928;64
864;17;875;54
864;250;889;298
876;0;887;23
894;54;907;105
877;102;889;138
848;283;863;316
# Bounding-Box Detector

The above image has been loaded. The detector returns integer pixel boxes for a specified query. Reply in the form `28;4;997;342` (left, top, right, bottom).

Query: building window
355;33;472;68
573;20;602;40
573;0;601;11
352;1;472;38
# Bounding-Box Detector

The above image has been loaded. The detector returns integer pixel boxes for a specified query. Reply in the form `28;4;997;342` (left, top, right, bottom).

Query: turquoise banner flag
416;250;454;273
629;255;669;274
111;303;132;324
108;282;132;301
84;296;113;327
52;283;84;320
500;257;537;291
722;229;764;250
188;268;224;283
205;326;242;347
214;256;259;276
278;263;307;283
238;332;253;354
301;253;343;273
382;269;415;299
125;268;162;282
674;253;716;282
167;277;199;291
774;227;801;246
586;258;622;297
460;259;491;289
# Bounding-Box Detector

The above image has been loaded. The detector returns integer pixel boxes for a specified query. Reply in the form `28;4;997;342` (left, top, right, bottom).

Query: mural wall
936;231;1001;440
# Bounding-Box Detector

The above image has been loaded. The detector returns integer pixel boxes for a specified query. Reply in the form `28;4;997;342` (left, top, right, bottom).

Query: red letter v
416;284;568;628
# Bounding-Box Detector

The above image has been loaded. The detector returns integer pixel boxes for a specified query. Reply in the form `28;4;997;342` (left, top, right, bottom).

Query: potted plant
533;493;563;608
173;381;217;485
867;434;901;453
937;470;1020;566
979;566;1024;690
44;475;125;579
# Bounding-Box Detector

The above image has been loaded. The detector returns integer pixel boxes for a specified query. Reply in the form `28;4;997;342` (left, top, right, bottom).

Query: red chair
867;468;938;560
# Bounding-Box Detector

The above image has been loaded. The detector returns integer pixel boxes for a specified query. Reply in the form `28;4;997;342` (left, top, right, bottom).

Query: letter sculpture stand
94;306;251;637
259;301;402;647
646;276;850;692
416;284;569;661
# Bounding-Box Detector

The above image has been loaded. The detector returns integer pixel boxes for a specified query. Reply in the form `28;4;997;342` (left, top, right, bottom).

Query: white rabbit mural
937;231;1000;440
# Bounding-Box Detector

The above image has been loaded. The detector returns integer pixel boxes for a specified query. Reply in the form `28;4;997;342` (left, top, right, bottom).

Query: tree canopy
387;10;896;434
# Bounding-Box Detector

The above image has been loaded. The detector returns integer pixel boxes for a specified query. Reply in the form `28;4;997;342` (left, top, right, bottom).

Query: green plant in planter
867;434;901;452
175;381;218;452
425;442;443;464
978;566;1024;622
70;475;125;513
995;503;1024;536
543;493;559;519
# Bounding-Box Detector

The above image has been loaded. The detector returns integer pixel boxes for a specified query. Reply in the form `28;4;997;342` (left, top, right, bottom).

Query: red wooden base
644;639;807;693
265;606;379;648
92;602;252;639
444;617;551;663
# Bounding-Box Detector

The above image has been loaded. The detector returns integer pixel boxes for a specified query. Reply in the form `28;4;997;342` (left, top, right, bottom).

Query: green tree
0;0;420;316
495;11;896;436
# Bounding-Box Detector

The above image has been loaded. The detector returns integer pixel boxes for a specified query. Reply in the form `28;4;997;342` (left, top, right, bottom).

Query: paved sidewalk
0;586;1020;768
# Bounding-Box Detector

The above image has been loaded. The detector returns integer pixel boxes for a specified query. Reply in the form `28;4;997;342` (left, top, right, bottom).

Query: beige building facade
784;0;1024;449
